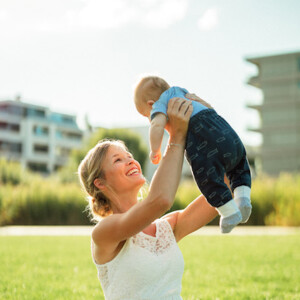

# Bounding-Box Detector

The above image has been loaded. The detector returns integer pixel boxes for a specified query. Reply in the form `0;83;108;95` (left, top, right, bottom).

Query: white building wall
0;100;83;174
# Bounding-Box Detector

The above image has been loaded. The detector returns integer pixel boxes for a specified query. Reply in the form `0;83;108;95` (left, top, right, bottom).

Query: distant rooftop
0;98;79;128
245;50;300;64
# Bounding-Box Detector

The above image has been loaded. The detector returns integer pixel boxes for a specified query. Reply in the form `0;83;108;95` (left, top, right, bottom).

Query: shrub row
0;158;28;185
172;173;300;226
0;167;299;226
0;179;91;226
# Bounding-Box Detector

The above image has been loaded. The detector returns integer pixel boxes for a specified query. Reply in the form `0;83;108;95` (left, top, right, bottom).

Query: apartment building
0;98;83;173
246;51;300;175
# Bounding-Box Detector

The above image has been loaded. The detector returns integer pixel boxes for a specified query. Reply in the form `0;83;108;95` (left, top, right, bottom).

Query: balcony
0;129;21;141
247;126;262;133
246;103;262;111
247;76;260;88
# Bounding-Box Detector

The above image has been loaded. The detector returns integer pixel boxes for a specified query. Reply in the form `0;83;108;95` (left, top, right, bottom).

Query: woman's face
101;144;145;194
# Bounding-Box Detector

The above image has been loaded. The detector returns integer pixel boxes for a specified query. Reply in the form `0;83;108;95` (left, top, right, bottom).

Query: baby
134;75;252;233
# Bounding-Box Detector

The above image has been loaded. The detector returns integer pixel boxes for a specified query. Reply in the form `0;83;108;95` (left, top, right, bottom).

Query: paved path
0;225;299;236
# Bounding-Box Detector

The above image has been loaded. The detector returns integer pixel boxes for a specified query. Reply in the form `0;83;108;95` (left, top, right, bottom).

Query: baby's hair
134;75;170;115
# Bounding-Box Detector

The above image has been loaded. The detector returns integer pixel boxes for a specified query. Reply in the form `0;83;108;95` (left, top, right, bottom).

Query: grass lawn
0;234;299;299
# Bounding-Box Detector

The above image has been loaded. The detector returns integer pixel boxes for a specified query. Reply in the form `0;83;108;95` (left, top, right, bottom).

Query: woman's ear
94;178;105;191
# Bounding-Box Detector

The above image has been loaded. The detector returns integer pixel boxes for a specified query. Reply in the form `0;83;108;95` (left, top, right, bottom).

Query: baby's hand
150;150;162;165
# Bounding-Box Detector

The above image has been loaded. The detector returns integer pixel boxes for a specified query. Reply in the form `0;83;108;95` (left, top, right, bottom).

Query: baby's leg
192;165;242;234
233;185;251;223
185;119;242;233
227;156;252;223
217;198;242;234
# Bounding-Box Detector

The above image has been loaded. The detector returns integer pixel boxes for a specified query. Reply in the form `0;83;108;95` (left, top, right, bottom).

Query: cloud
68;0;137;30
68;0;188;30
0;0;189;34
197;7;219;31
139;0;188;28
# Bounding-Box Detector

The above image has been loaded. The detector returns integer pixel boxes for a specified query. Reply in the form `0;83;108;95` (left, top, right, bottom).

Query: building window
10;105;24;116
0;141;22;153
0;121;5;129
56;130;82;141
11;124;20;132
27;108;46;118
27;162;48;173
67;132;82;140
51;113;75;125
33;144;49;153
33;125;49;136
0;121;20;132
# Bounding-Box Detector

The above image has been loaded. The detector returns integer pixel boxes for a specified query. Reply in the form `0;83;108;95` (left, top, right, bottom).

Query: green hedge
171;173;300;226
0;158;27;185
1;157;299;226
0;180;90;226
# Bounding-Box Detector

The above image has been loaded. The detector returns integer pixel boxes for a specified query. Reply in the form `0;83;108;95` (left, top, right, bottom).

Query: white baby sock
234;185;252;223
217;200;242;234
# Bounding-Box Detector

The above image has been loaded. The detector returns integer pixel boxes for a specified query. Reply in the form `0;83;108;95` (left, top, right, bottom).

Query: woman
78;97;218;299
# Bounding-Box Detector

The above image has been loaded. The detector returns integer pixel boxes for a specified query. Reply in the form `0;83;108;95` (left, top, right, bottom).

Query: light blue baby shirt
150;86;208;120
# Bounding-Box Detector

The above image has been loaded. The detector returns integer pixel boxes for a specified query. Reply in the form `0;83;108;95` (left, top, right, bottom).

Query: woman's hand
185;93;213;109
165;97;193;144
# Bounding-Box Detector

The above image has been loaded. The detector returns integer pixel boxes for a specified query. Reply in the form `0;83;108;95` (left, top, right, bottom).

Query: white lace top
91;218;184;300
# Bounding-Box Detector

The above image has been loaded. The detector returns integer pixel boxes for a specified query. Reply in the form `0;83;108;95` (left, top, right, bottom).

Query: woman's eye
114;158;121;163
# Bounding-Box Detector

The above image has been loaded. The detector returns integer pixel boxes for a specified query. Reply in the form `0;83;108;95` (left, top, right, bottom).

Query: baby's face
135;80;155;118
140;102;152;118
135;101;151;120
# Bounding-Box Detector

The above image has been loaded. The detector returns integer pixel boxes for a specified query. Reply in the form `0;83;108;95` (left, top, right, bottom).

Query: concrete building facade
0;99;83;173
246;51;300;175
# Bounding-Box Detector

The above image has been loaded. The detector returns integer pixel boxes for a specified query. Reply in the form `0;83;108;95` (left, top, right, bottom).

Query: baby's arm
149;113;168;164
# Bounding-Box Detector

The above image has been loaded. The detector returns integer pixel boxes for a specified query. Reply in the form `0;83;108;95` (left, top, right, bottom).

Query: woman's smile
126;167;140;176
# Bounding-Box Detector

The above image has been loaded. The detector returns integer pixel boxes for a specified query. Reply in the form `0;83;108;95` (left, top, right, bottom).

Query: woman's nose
126;158;134;165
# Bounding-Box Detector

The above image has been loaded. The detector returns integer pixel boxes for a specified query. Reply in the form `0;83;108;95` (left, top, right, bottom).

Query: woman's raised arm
93;98;193;247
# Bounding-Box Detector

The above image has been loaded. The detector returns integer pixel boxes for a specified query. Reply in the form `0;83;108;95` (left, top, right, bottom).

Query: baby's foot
220;211;242;234
235;197;252;223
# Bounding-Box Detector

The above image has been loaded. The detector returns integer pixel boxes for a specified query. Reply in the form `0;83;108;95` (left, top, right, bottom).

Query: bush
168;173;300;226
1;154;300;226
0;178;90;226
0;158;26;185
264;173;300;226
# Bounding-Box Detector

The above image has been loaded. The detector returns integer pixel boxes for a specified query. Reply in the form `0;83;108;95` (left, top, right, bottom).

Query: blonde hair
78;139;127;222
134;76;170;115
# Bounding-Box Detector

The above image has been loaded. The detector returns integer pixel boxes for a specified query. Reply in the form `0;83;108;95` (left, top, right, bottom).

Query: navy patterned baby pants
185;109;251;208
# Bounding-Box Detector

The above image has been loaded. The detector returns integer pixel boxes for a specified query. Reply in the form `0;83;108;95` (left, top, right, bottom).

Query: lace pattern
98;265;109;290
132;219;175;255
92;218;184;299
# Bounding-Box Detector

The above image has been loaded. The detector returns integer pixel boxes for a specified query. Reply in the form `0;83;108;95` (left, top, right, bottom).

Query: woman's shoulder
91;220;105;246
91;215;117;246
92;217;127;264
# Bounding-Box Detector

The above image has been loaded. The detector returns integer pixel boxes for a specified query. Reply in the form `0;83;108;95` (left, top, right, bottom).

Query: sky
1;0;300;147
